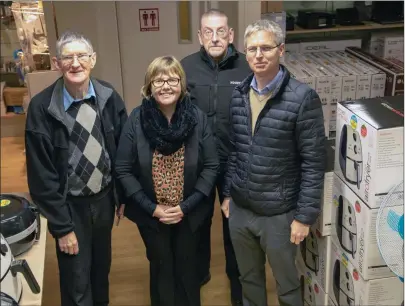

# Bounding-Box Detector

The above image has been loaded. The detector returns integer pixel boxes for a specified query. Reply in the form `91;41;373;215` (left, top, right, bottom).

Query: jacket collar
199;43;239;70
236;64;290;100
48;77;113;126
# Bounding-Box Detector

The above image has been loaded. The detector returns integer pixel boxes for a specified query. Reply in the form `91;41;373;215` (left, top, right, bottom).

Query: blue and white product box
331;174;403;280
297;266;330;306
328;240;404;306
334;96;404;209
296;226;332;292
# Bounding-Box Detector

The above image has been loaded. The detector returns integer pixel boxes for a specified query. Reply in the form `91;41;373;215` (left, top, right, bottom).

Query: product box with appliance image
285;52;332;106
312;52;357;102
315;139;336;236
331;51;387;98
296;52;341;137
305;53;343;104
327;240;404;306
282;55;333;139
282;58;316;89
334;96;404;209
325;52;372;100
331;174;404;280
296;227;332;293
319;52;371;100
327;295;336;306
297;266;331;306
315;52;357;102
345;47;404;96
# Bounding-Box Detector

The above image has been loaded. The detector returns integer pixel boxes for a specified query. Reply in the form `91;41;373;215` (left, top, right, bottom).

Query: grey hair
200;8;228;28
56;30;94;58
244;19;284;48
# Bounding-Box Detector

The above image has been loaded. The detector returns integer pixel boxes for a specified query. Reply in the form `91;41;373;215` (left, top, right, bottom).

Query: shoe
200;273;211;287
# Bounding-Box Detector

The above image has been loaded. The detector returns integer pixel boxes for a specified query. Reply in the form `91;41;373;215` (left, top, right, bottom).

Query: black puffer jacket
223;65;326;225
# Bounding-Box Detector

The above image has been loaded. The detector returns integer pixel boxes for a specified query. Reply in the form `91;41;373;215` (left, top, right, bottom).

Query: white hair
244;19;284;48
56;30;94;58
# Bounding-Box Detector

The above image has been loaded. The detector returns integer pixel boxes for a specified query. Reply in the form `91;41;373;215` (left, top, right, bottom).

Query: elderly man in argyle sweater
25;30;128;306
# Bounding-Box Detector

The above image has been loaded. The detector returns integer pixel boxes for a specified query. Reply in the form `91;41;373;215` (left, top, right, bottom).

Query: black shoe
200;273;211;287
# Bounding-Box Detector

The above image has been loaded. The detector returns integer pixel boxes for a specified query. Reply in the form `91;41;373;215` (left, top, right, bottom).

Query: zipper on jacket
213;63;219;134
243;94;253;195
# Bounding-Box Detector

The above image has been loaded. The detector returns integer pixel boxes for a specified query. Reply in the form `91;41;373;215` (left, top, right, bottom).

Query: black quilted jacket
223;65;327;225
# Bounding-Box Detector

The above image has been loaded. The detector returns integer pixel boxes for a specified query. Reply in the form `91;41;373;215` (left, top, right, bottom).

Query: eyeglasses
202;28;228;39
60;54;92;65
152;78;180;87
246;45;280;55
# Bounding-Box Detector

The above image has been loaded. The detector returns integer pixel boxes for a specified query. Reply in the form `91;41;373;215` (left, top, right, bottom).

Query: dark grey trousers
228;200;302;306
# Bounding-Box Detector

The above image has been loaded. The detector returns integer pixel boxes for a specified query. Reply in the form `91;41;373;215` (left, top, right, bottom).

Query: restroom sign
139;8;159;32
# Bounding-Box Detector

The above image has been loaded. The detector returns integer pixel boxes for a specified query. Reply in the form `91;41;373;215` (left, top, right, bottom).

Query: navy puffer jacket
223;65;326;225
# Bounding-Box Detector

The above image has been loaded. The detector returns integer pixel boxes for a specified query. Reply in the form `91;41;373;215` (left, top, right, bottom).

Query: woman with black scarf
115;55;219;306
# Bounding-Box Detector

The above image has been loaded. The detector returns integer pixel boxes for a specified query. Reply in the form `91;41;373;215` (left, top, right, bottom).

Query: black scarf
140;95;197;156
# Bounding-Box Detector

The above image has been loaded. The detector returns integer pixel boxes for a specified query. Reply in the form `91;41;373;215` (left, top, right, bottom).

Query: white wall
237;1;261;51
116;1;201;111
43;1;262;112
42;1;124;98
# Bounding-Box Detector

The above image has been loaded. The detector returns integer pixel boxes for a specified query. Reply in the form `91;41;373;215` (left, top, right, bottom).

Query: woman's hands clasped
153;204;184;224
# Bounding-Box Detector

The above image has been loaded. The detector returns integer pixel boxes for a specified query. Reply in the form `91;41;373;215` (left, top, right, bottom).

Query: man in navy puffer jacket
221;20;326;306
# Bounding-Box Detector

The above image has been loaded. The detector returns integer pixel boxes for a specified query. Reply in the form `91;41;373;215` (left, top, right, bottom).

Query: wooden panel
267;1;283;13
178;1;192;43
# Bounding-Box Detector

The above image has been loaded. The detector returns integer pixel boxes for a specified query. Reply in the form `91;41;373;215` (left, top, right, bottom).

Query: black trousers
138;220;200;306
55;186;115;306
197;165;242;299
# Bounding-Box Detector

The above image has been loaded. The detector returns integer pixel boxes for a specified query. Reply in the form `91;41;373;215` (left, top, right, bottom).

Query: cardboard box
376;35;404;61
327;295;336;306
3;87;27;106
311;52;357;102
327;52;372;100
385;58;404;69
331;174;404;280
285;53;332;106
334;96;404;209
345;47;404;96
297;228;332;293
305;53;343;104
327;240;403;306
332;51;387;98
319;52;371;100
297;266;330;306
316;139;335;236
282;58;316;89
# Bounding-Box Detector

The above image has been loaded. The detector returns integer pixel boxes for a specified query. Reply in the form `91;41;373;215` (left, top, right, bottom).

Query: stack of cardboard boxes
283;40;392;141
295;138;335;305
296;95;404;305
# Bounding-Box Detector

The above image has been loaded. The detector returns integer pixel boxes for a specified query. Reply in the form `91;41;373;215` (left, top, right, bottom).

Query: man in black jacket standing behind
181;9;251;306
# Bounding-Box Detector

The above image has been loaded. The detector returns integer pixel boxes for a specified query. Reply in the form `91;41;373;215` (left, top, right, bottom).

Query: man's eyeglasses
152;78;180;87
246;45;280;55
202;28;228;39
60;54;92;65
